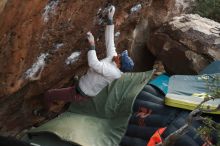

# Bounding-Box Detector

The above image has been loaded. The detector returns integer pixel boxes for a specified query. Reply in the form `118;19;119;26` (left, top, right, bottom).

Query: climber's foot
32;107;57;119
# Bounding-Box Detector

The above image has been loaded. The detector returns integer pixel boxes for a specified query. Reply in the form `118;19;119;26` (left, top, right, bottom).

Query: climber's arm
86;32;107;75
105;6;117;57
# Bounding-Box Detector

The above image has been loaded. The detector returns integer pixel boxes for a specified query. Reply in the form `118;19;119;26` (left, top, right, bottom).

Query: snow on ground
24;53;49;79
65;51;81;65
42;0;59;23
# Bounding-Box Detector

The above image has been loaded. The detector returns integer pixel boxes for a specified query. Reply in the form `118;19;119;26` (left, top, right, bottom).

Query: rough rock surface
0;0;7;14
131;0;194;71
0;0;190;136
149;14;220;75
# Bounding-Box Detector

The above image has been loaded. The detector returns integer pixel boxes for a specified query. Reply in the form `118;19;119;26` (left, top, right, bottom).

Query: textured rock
0;0;7;14
0;0;190;136
0;0;144;136
149;14;220;74
131;0;193;71
174;0;195;14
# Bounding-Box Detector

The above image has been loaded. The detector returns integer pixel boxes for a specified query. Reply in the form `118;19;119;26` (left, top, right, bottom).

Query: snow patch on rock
42;0;59;23
65;51;81;65
130;4;142;14
54;43;64;51
0;0;8;14
25;53;49;79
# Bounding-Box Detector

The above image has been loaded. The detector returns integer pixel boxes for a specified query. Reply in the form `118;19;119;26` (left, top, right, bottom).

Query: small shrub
194;0;220;22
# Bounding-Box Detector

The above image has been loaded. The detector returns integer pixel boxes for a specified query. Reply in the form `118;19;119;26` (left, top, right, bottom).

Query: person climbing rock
33;5;134;117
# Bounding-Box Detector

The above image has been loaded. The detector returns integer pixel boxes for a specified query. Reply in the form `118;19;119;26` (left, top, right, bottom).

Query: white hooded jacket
79;25;122;96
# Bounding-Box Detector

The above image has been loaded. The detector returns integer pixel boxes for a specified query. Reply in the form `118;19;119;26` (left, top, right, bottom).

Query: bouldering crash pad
26;71;154;146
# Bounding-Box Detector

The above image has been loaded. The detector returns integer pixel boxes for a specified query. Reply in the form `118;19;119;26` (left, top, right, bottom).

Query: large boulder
0;0;135;136
0;0;191;136
149;14;220;74
131;0;194;71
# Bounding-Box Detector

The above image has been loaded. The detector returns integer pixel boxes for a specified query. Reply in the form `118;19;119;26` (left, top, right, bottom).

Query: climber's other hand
86;31;95;46
108;5;115;20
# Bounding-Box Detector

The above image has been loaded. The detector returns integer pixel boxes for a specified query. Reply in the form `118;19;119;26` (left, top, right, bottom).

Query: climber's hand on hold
106;5;115;25
108;5;115;20
86;32;95;46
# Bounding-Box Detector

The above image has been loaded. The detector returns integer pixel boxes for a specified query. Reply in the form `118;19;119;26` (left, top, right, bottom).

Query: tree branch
160;100;220;146
158;75;220;146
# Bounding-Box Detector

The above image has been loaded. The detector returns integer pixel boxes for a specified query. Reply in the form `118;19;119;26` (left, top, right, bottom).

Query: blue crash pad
149;74;170;94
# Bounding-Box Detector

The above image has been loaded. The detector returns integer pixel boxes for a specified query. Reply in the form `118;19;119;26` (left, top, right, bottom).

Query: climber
33;5;134;117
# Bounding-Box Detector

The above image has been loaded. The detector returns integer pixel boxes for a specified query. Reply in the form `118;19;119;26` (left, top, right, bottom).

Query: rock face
149;14;220;74
131;0;195;71
0;0;192;136
0;0;7;14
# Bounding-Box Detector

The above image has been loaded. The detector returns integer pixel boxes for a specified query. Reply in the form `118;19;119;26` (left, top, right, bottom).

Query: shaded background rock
0;0;195;136
148;14;220;74
131;0;194;71
131;0;195;71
